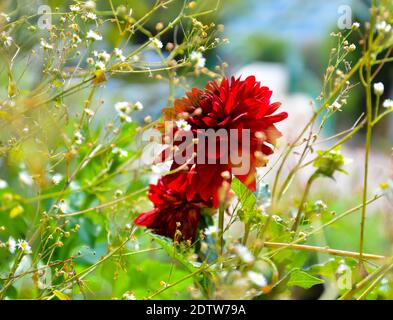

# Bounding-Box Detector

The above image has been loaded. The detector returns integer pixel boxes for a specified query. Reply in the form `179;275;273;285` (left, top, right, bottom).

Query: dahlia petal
133;209;159;227
266;102;282;115
264;111;288;123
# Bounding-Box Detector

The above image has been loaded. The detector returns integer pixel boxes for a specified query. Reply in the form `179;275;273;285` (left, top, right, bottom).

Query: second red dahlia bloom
133;177;214;241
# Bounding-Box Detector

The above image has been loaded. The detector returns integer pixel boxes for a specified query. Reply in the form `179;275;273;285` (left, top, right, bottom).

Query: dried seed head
166;42;174;51
155;22;164;31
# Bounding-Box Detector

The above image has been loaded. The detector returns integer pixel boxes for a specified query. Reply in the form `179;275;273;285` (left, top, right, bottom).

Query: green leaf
231;177;256;211
149;234;200;273
287;269;324;289
53;290;71;300
306;259;340;279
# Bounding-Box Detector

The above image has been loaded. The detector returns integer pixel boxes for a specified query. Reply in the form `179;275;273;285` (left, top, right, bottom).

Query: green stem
359;55;374;265
374;94;380;121
218;203;225;256
0;251;23;299
263;241;387;261
242;223;250;245
291;173;318;233
372;108;393;126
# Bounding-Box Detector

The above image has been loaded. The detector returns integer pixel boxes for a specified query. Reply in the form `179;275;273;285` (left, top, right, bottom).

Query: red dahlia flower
133;177;214;241
161;76;287;206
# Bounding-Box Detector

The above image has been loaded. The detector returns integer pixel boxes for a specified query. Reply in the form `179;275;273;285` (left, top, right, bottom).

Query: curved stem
291;173;318;233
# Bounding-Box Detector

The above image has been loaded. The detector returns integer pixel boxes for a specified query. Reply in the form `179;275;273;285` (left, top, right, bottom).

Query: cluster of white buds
114;101;144;123
149;37;163;49
376;21;392;34
114;48;126;62
87;30;102;41
190;51;206;68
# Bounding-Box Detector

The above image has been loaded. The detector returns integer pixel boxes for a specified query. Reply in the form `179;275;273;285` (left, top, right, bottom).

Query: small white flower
70;5;81;12
122;292;136;300
8;237;16;254
58;200;70;213
119;113;132;123
72;33;82;43
374;82;385;95
114;48;123;57
190;51;206;68
95;61;106;70
114;48;126;62
314;200;328;211
74;131;84;145
383;99;393;109
348;43;356;52
0;12;11;22
352;22;360;30
328;101;342;112
1;32;13;47
84;108;95;117
115;189;124;197
83;0;96;10
112;147;128;157
175;119;191;131
134;101;143;111
40;38;53;50
51;173;63;185
17;239;32;254
0;179;8;189
19;171;33;186
115;101;132;114
87;30;102;41
247;271;267;287
204;225;218;237
4;36;13;47
150;37;163;49
376;21;392;34
114;101;137;122
95;50;110;62
85;12;97;20
234;244;254;264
